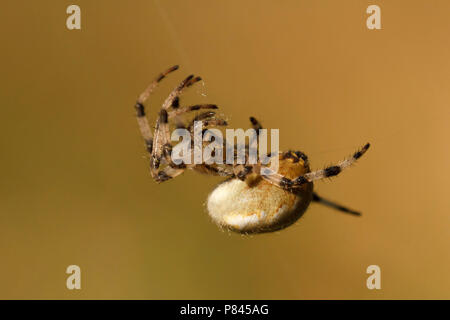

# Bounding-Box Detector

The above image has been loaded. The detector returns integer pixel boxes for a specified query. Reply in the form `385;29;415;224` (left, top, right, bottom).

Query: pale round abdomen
206;178;313;234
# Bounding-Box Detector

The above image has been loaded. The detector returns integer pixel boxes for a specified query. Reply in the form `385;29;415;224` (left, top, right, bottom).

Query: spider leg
186;76;203;88
137;65;180;105
196;119;229;167
312;192;361;216
303;143;370;183
191;115;273;181
168;104;218;119
134;66;200;182
168;76;202;126
187;115;234;177
228;116;269;181
135;65;179;155
247;117;261;163
212;116;272;182
193;164;235;177
160;74;202;111
186;113;228;164
261;143;371;189
248;117;280;165
186;116;228;139
154;166;186;183
152;74;202;171
249;116;263;133
136;67;235;182
232;164;254;181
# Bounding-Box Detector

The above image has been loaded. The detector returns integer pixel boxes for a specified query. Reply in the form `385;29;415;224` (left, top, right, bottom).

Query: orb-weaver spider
134;66;370;234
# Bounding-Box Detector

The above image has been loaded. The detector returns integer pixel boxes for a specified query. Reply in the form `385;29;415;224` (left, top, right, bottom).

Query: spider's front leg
135;65;179;157
134;65;191;183
149;69;227;182
151;74;198;172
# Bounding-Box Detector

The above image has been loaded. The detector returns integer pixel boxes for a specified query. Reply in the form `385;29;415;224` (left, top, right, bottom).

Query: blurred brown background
0;0;449;299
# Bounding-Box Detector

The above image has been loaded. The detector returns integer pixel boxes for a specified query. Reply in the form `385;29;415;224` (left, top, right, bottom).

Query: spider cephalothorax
134;66;370;234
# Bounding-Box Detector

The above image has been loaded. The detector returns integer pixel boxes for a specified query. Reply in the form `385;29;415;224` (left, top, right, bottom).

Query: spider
134;66;370;234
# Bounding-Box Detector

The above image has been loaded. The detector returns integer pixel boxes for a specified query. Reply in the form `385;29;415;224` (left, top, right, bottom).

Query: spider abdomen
207;178;313;233
207;155;313;234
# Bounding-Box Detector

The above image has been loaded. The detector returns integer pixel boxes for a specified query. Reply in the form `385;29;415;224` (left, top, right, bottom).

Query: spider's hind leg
312;192;361;216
